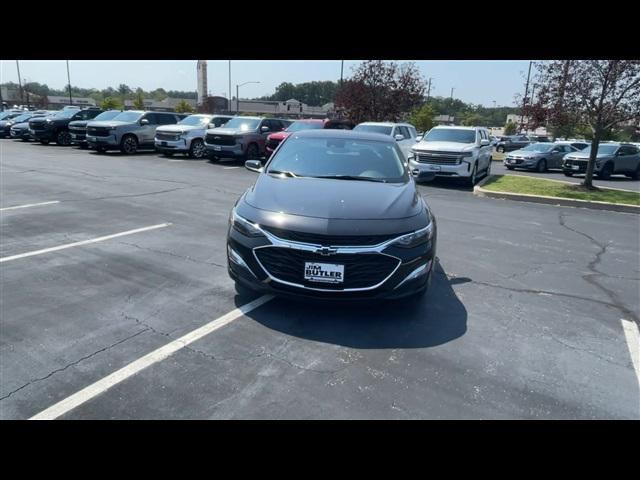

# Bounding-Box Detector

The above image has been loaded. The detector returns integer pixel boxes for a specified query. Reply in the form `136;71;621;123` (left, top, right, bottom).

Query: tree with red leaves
532;60;640;189
334;61;426;124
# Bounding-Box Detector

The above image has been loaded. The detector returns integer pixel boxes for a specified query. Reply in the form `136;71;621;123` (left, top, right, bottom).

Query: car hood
11;122;30;129
69;120;90;128
29;117;48;124
412;141;476;153
268;131;290;141
87;120;132;128
206;127;256;136
244;174;422;220
509;149;543;158
156;124;203;135
0;120;12;127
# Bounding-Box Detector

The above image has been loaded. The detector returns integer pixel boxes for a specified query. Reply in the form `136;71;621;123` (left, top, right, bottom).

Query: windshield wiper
312;175;387;183
267;170;299;178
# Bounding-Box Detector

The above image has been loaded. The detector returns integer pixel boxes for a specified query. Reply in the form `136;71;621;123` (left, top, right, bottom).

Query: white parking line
30;294;274;420
0;200;60;212
223;166;240;170
621;319;640;385
0;223;171;263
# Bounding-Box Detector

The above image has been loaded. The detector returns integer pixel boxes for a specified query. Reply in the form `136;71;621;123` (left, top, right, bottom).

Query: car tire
466;163;478;187
537;159;547;173
79;143;88;149
56;130;72;146
564;172;574;177
598;162;613;180
506;166;515;170
120;135;138;155
189;139;207;159
246;143;260;160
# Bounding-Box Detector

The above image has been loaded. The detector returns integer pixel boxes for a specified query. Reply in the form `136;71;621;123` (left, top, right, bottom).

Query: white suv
353;122;418;159
409;125;493;186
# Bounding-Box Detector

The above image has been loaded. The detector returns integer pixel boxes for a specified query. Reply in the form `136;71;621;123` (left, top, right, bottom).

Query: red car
265;119;327;156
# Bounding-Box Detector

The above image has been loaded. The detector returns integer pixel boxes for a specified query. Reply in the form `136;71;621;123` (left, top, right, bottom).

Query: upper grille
29;120;47;130
263;226;398;247
254;247;400;290
416;151;462;165
205;133;235;146
87;127;111;137
156;132;181;141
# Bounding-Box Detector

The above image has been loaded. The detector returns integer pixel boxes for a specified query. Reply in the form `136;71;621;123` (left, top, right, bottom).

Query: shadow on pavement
236;259;468;349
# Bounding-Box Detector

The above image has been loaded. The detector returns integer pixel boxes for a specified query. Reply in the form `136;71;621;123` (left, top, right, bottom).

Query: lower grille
263;226;397;246
205;133;235;146
254;247;400;290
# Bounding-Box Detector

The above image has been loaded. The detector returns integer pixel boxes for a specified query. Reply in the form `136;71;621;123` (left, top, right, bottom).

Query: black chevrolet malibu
227;129;437;301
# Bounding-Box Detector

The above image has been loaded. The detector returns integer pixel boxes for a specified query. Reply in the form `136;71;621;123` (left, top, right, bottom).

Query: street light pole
520;61;532;133
340;60;344;85
16;60;24;106
66;60;73;106
228;60;231;114
236;81;260;115
449;87;455;123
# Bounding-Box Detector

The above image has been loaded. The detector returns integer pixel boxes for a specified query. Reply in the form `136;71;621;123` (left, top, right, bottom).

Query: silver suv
155;114;233;158
86;110;185;154
204;116;290;160
562;142;640;179
409;125;493;186
353;122;418;159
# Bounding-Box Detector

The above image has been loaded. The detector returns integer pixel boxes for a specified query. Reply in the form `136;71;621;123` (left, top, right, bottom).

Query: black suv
29;107;104;145
495;135;532;153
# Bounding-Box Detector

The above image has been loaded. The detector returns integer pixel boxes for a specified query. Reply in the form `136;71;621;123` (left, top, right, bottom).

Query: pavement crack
63;186;189;202
117;241;226;268
0;328;149;402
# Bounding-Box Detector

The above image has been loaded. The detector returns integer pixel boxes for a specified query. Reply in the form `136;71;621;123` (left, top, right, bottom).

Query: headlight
392;222;434;248
230;208;264;238
458;152;473;158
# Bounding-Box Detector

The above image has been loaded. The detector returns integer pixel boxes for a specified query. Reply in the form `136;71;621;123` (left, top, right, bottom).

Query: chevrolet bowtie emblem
316;247;338;256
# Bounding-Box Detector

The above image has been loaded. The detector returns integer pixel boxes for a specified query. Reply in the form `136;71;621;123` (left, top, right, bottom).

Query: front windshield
286;121;324;132
354;124;393;136
267;136;407;183
0;111;18;120
178;115;212;127
112;111;144;123
424;128;477;143
222;117;260;131
93;110;121;121
11;113;33;123
521;143;555;152
582;144;619;155
53;109;80;119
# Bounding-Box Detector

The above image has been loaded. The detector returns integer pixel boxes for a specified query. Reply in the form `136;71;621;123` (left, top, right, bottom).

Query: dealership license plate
304;262;344;284
572;165;580;170
161;141;167;146
213;146;221;151
426;164;441;171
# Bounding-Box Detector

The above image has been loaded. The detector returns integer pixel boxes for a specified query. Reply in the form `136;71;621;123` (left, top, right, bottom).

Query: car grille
267;138;282;149
87;127;111;137
69;126;86;134
29;121;46;131
564;158;588;166
205;133;235;146
262;226;398;247
416;151;462;165
156;132;181;141
254;247;400;290
507;157;525;164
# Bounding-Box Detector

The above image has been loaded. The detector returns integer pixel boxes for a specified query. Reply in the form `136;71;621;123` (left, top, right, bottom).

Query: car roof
432;125;484;130
288;129;395;143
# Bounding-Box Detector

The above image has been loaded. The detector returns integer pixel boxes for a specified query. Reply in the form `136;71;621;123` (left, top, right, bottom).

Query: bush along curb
473;175;640;214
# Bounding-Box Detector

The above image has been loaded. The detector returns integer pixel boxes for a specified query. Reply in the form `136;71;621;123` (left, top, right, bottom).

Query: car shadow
235;258;468;349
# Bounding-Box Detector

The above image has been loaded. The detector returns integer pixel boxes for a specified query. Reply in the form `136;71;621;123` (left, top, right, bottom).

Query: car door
394;126;412;159
548;145;563;168
138;113;157;144
617;146;637;172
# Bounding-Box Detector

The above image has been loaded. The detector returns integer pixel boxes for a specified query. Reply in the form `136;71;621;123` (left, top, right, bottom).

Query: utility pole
66;60;73;106
520;60;532;133
449;87;455;123
340;60;344;85
228;60;231;114
16;60;24;106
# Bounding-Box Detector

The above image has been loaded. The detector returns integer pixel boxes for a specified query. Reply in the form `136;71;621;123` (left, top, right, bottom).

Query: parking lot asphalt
492;161;640;192
1;140;639;419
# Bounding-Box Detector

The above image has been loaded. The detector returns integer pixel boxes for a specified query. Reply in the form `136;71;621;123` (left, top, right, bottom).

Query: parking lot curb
474;175;640;214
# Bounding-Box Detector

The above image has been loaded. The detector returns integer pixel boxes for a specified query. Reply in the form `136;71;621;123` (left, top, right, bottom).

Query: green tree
118;84;131;108
504;120;517;135
101;97;122;110
174;100;194;113
133;89;145;109
409;104;436;132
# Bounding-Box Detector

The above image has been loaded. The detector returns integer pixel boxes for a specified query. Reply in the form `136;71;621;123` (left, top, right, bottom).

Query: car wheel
56;130;72;146
497;146;505;153
120;135;138;154
564;172;574;177
506;166;515;170
537;159;547;173
246;143;260;160
466;163;478;187
189;139;207;159
598;162;613;180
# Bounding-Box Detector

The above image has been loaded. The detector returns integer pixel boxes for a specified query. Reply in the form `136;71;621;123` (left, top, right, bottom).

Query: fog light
228;246;256;278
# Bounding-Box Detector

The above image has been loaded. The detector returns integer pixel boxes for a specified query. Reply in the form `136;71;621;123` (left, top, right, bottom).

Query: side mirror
260;126;270;132
245;160;263;173
140;118;149;125
480;139;490;146
394;134;405;141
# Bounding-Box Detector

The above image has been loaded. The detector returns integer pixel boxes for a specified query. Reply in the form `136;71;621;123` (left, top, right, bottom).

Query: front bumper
10;128;30;139
70;131;87;145
155;137;190;153
409;157;473;178
204;142;244;157
30;129;55;141
562;160;594;174
86;134;119;149
504;157;538;169
227;225;436;301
